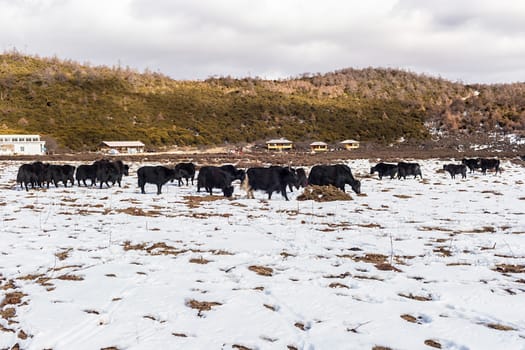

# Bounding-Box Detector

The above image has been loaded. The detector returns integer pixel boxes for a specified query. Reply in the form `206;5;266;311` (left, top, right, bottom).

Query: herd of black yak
15;157;501;200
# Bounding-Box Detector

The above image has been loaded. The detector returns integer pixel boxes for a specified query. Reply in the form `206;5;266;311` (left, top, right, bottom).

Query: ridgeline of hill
0;52;524;152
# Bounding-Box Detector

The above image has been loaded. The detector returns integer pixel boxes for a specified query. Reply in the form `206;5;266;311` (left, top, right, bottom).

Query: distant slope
0;52;524;151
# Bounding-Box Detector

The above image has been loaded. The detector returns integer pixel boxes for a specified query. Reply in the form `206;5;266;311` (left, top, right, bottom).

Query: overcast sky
1;0;525;83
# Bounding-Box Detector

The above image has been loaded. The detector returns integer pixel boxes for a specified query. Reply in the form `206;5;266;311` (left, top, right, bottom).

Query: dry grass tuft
55;248;72;261
1;292;26;307
123;241;188;256
418;226;453;232
186;299;222;316
263;304;277;311
372;347;393;350
353;253;387;264
0;307;16;320
0;324;14;333
17;330;28;339
115;207;162;217
297;185;353;202
399;293;433;301
433;246;452;257
375;263;402;272
424;339;442;348
56;274;84;281
232;345;253;350
494;264;525;274
280;251;296;258
393;194;412;199
248;265;273;276
294;322;306;331
172;332;188;337
400;314;418;323
329;282;349;289
486;323;516;331
189;257;211;264
466;226;496;234
324;271;352;279
83;309;100;315
481;190;503;196
358;223;383;229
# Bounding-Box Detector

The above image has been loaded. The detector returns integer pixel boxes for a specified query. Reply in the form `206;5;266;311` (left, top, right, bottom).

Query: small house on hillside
266;138;293;152
310;141;328;153
101;141;145;154
340;139;360;150
0;134;46;155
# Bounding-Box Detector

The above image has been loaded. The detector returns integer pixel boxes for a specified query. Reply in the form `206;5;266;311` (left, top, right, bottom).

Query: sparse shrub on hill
1;51;524;151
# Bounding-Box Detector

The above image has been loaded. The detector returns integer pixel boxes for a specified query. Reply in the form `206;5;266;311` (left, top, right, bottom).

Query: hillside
0;52;524;151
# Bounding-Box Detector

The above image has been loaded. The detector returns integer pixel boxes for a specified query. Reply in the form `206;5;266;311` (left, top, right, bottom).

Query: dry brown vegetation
494;264;525;274
297;185;353;202
424;339;442;348
123;241;189;256
399;293;433;301
248;265;274;277
485;323;516;331
186;299;222;316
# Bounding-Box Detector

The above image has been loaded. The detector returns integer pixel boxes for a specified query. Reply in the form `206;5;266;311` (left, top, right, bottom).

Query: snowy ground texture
1;159;525;350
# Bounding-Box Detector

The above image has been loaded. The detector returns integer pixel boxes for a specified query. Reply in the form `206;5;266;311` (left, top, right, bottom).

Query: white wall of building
0;135;46;155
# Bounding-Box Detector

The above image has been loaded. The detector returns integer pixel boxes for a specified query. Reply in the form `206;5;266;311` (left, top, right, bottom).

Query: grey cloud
0;0;524;83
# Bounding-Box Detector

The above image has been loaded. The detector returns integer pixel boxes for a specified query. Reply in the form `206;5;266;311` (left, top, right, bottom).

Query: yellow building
340;139;360;150
310;141;328;152
266;138;293;151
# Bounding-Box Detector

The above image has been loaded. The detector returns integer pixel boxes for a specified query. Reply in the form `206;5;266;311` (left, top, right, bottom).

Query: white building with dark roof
101;141;145;154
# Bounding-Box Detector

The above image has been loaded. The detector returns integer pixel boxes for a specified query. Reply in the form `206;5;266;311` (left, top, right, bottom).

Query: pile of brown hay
297;185;353;202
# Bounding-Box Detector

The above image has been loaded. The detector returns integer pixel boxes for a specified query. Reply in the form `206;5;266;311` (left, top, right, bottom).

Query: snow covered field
1;159;524;350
